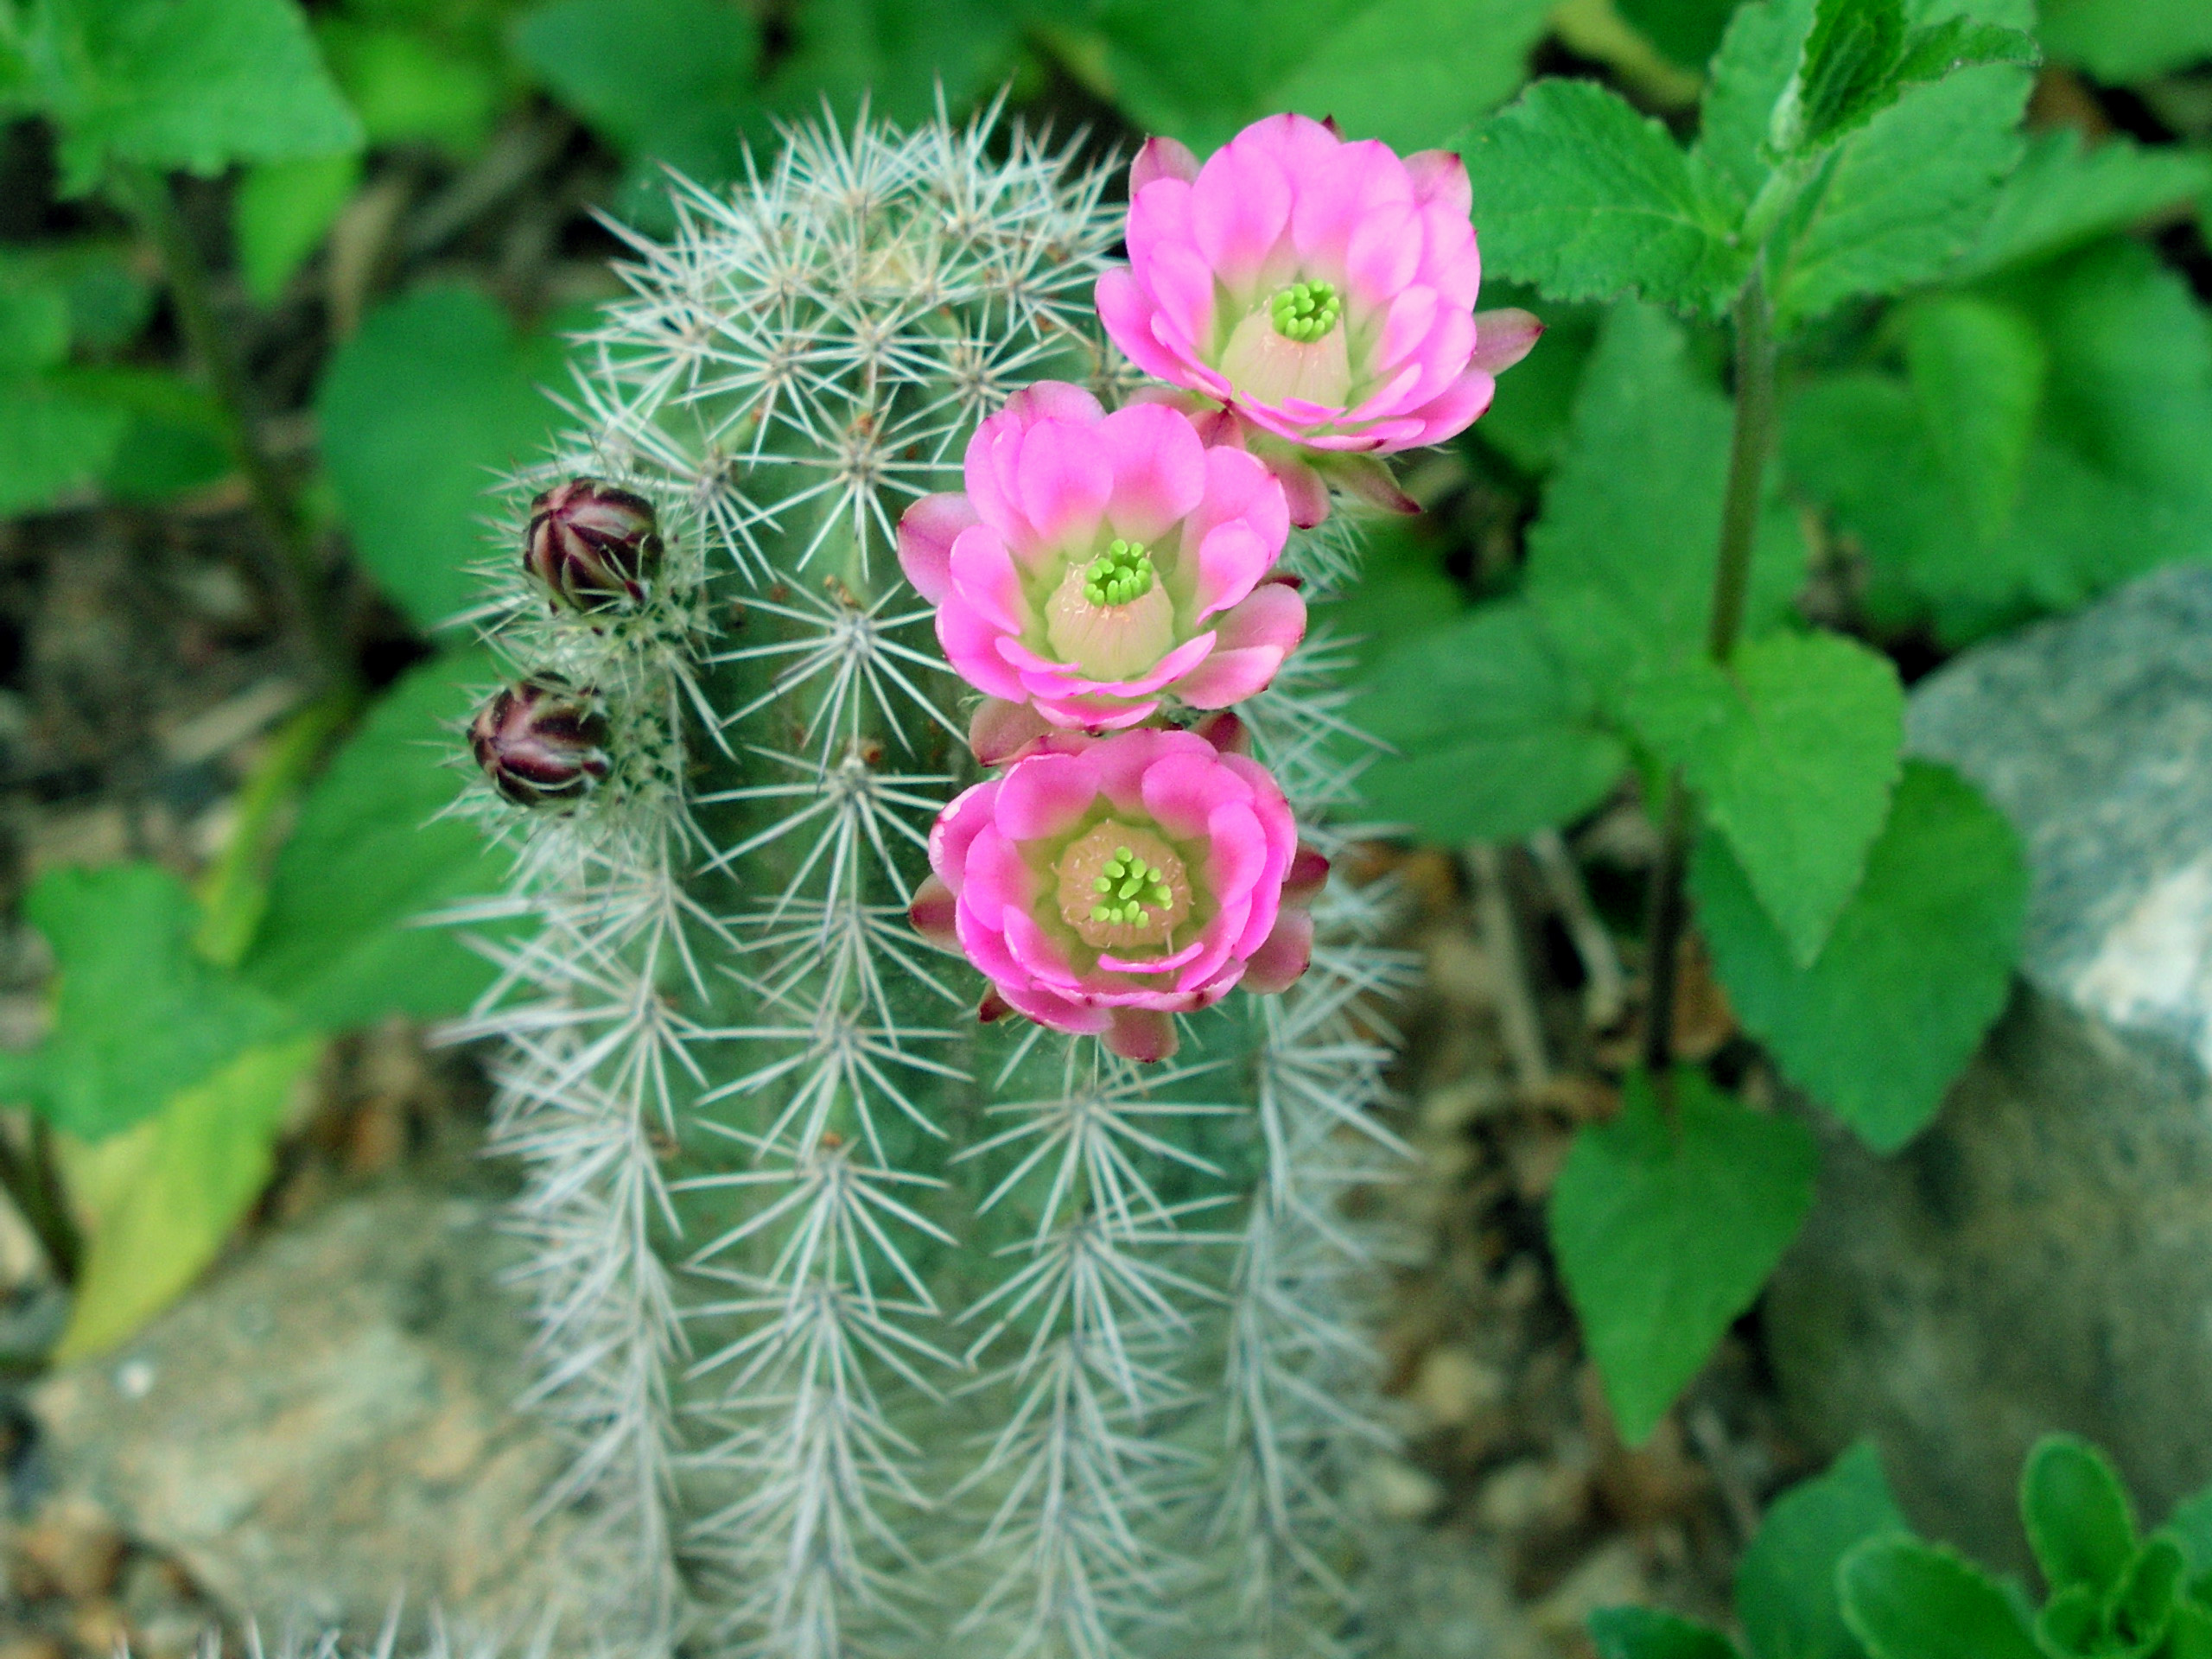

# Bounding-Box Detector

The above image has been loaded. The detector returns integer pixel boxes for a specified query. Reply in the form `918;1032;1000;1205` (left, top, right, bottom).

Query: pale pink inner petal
895;492;976;603
1095;269;1195;388
1191;143;1294;295
1128;177;1198;270
1001;906;1082;988
1343;200;1421;312
938;604;1027;701
1147;242;1224;359
1141;749;1248;841
1131;135;1201;192
1013;418;1115;546
1404;148;1471;216
1189;519;1273;618
1202;800;1267;903
947;525;1027;632
929;780;999;887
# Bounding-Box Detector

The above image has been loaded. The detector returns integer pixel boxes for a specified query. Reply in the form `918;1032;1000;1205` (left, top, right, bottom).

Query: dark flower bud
471;679;611;807
524;478;663;612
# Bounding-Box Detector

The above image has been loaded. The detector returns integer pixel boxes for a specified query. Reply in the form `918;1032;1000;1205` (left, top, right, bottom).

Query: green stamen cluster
1083;539;1156;607
1089;844;1174;926
1269;279;1341;343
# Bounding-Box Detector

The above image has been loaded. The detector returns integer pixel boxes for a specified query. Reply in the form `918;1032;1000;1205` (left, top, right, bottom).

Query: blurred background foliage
0;0;2204;1354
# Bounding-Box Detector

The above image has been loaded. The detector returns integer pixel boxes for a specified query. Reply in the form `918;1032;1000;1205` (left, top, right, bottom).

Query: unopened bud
470;679;610;807
524;478;663;612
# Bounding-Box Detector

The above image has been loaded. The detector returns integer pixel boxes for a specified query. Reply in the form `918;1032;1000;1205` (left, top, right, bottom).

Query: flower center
1084;538;1155;606
1043;548;1177;682
1055;823;1194;952
1269;279;1341;342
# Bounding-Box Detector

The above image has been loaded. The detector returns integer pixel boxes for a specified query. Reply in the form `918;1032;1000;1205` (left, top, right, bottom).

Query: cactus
449;105;1409;1659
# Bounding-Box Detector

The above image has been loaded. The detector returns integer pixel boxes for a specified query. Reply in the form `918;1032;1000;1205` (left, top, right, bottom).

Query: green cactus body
456;110;1405;1659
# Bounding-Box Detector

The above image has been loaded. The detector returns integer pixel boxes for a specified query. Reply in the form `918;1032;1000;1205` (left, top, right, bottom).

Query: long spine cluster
455;109;1408;1659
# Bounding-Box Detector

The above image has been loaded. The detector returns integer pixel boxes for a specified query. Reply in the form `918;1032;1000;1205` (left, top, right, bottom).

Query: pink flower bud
1096;114;1524;464
908;725;1324;1062
524;478;664;612
470;679;611;807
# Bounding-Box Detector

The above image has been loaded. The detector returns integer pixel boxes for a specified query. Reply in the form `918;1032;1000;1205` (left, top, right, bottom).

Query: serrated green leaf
1901;293;2044;543
1765;63;2029;324
1693;761;2024;1151
1738;1443;1908;1659
8;864;288;1141
1525;303;1804;696
1617;0;1740;71
513;0;760;187
6;0;359;194
235;150;362;305
1355;600;1628;842
238;650;512;1030
1550;1069;1816;1446
1839;1537;2042;1659
1773;0;1908;156
315;283;565;631
1590;1606;1743;1659
1104;0;1551;155
2039;0;2212;83
1460;79;1751;316
1697;0;1819;203
1953;132;2212;283
1622;631;1904;966
53;1033;321;1361
2024;1435;2139;1599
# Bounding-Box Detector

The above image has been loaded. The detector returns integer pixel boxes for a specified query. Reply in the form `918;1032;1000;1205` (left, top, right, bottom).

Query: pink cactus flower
909;723;1326;1062
1095;113;1541;512
898;382;1304;733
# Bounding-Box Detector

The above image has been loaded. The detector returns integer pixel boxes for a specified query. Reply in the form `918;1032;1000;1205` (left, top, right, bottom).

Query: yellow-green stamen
1086;844;1176;926
1269;279;1342;343
1082;539;1155;607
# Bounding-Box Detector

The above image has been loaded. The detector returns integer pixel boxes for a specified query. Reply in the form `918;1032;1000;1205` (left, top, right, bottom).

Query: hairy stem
119;168;355;689
1642;274;1777;1079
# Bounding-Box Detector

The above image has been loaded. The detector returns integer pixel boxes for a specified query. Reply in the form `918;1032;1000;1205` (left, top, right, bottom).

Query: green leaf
1693;761;2024;1152
1839;1537;2042;1659
1475;293;1599;474
1616;0;1740;71
2118;1536;2187;1653
316;17;502;156
315;283;565;631
1785;240;2212;645
2024;1435;2139;1599
1698;0;1820;203
57;363;231;501
2164;1484;2212;1575
1622;631;1904;966
1525;303;1804;697
1356;600;1628;842
234;150;362;305
53;1034;321;1361
6;0;360;194
0;262;72;372
1590;1606;1743;1659
1952;132;2212;284
765;0;1032;130
1549;1069;1816;1446
8;864;287;1141
1103;0;1551;156
513;0;759;188
238;651;513;1030
2038;0;2212;83
0;374;130;516
1765;63;2030;324
1738;1443;1909;1659
1773;0;1908;155
1900;293;2044;545
1459;79;1751;316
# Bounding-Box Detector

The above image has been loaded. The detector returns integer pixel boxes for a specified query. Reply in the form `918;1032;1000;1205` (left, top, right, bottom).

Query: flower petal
969;697;1054;767
1191;142;1293;295
1470;308;1545;377
1098;403;1208;543
895;492;975;603
1097;267;1193;387
1104;1006;1179;1063
994;748;1100;842
1241;906;1314;995
1131;135;1200;192
949;524;1027;634
1405;148;1471;217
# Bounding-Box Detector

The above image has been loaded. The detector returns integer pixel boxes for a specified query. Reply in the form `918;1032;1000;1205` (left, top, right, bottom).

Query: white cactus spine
454;106;1411;1659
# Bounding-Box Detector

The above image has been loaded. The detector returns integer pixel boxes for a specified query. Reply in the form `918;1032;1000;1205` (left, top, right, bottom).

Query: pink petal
1189;520;1273;618
1131;135;1200;192
1097;403;1207;543
1033;691;1162;731
1373;285;1444;378
1002;905;1080;987
1097;268;1197;387
1230;112;1344;180
1203;800;1268;904
1192;709;1249;754
1419;207;1482;308
1147;242;1224;360
896;492;975;603
969;697;1053;767
909;875;958;950
1173;640;1299;711
1128;177;1197;270
1403;367;1498;448
1192;143;1294;294
929;781;999;887
1104;1007;1178;1063
1470;308;1545;377
1273;454;1330;527
1141;749;1248;841
949;525;1027;634
1094;727;1179;815
1343;200;1421;312
938;604;1027;701
1002;980;1111;1036
1404;148;1471;217
1098;936;1206;975
1185;443;1290;562
1241;907;1314;995
1013;416;1114;547
1284;845;1330;904
1002;381;1106;426
994;750;1100;842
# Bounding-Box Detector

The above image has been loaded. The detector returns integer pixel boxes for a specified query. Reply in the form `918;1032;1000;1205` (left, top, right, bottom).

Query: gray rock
29;1185;619;1649
1768;564;2212;1565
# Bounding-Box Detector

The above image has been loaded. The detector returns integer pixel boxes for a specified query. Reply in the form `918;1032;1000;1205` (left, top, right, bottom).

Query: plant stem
1641;274;1778;1079
118;167;355;689
0;1115;80;1286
